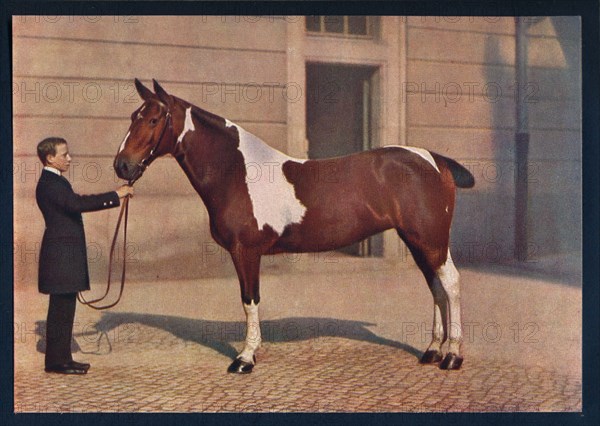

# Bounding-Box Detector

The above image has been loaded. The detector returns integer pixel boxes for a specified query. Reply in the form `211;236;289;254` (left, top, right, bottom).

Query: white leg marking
387;145;440;173
225;119;307;234
118;131;131;153
238;301;261;364
437;249;462;355
426;278;447;354
177;107;195;144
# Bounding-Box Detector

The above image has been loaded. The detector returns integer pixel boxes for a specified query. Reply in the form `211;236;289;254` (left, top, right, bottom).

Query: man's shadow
35;321;87;355
36;313;422;361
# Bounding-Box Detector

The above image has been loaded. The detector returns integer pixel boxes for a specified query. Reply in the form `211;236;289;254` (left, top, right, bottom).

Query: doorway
306;62;383;257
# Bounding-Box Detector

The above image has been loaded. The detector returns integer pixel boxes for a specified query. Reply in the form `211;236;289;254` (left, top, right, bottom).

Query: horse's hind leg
399;233;463;370
435;249;463;370
420;275;448;364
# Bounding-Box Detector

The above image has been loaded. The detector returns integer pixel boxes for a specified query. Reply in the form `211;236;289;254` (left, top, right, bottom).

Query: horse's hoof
227;357;255;374
420;350;443;364
439;352;463;370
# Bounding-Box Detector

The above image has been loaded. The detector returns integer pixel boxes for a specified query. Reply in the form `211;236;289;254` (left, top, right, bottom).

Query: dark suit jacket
36;169;120;294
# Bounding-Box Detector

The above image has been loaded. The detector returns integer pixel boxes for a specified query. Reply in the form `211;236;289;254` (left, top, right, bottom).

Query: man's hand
116;185;134;199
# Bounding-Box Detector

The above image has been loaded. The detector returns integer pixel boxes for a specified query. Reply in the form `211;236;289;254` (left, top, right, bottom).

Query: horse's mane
172;94;301;162
174;95;235;138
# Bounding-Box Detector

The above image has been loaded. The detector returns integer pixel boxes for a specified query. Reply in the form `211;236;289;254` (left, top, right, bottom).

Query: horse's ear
135;78;154;101
153;79;173;108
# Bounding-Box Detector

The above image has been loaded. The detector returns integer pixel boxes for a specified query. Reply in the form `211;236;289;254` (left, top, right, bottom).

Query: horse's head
114;79;180;183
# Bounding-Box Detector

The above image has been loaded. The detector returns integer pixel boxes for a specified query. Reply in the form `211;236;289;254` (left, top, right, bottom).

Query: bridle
129;108;173;185
77;107;172;310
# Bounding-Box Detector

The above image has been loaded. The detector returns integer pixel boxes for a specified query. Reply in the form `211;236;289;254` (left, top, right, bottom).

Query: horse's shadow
36;313;422;361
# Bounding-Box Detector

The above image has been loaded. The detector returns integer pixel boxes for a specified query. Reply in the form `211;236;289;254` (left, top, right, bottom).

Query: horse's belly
273;208;392;253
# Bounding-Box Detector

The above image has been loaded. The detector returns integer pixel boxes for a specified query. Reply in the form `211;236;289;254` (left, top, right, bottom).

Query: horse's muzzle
114;157;143;183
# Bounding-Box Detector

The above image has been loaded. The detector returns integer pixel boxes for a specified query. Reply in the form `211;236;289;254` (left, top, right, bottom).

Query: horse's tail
436;155;475;189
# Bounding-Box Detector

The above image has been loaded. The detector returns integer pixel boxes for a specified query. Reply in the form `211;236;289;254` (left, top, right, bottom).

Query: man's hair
37;137;67;165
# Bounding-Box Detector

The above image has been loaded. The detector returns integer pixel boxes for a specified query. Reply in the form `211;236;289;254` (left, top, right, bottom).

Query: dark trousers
45;293;77;367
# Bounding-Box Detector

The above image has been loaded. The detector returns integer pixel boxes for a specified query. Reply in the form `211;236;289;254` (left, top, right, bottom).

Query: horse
114;79;475;374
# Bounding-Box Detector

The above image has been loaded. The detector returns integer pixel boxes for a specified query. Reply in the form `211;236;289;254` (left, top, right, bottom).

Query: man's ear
153;79;173;109
135;78;154;101
45;153;54;166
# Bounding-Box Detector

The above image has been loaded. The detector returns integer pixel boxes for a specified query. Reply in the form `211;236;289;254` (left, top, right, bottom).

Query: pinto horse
114;79;475;373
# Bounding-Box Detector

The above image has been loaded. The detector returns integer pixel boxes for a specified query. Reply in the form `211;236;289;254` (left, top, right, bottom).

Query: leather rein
78;109;172;310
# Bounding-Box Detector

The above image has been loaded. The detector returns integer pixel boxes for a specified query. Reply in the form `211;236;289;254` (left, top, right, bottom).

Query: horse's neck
174;121;241;209
174;105;303;210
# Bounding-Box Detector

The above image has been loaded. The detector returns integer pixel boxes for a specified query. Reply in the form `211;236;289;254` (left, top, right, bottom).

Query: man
36;137;134;375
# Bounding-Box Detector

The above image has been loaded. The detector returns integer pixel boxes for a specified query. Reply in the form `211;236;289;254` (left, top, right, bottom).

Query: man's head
37;137;71;173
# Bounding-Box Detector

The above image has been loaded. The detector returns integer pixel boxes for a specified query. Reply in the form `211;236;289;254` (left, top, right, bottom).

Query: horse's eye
150;118;158;125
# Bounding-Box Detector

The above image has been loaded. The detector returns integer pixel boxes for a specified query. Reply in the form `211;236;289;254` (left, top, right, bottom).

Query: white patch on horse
238;301;261;364
118;131;130;153
225;119;308;234
177;107;195;144
389;145;440;173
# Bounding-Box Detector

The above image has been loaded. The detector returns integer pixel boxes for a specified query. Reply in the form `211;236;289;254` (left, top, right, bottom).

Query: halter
130;108;172;185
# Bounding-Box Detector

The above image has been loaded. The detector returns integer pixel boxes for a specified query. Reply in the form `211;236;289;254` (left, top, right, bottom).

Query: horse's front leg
227;243;262;374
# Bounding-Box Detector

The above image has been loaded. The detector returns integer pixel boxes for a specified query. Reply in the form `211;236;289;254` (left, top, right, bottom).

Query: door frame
286;16;407;260
305;62;380;256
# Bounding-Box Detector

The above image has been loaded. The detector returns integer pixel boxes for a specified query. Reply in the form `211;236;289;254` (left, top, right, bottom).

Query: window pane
306;16;321;32
324;16;344;33
348;16;367;35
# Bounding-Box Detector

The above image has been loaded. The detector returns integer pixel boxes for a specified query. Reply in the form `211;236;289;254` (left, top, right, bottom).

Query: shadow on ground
36;313;422;361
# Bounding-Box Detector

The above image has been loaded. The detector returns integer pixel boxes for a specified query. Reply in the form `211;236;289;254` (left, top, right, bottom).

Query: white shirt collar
43;166;62;176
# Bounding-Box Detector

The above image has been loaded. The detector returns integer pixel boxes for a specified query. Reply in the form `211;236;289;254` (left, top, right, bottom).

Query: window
306;16;376;38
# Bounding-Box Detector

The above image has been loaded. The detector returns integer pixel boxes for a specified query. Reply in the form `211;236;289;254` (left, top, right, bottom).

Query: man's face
46;143;71;173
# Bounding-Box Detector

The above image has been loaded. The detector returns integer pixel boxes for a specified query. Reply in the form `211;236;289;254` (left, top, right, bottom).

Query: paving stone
14;267;582;412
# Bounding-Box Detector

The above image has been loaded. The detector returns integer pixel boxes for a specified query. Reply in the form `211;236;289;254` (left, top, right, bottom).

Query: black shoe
45;363;87;375
69;360;90;371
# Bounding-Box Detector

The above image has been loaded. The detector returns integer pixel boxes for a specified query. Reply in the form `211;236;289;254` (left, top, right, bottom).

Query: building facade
13;16;581;285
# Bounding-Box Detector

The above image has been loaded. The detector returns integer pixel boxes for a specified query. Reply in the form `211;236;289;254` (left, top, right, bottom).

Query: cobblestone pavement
14;259;582;412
